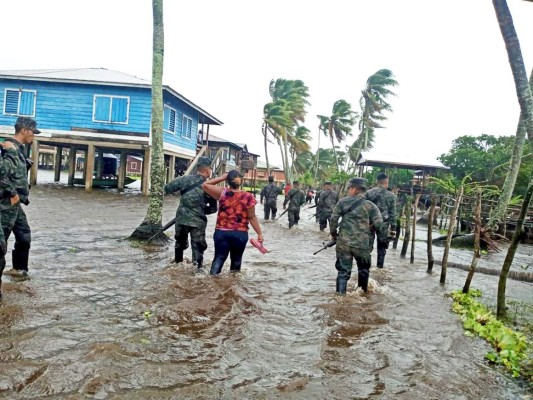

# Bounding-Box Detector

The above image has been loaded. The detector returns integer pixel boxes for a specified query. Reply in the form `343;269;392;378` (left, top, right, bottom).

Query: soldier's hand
0;141;16;150
331;232;337;240
10;194;20;205
283;205;286;210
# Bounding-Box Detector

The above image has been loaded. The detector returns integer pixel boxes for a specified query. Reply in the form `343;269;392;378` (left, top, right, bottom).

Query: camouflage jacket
0;139;31;205
283;188;306;210
164;174;207;228
317;189;339;214
365;186;397;231
330;194;383;251
260;183;281;204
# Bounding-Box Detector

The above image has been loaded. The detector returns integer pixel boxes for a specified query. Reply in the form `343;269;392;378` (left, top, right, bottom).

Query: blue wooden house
0;68;222;194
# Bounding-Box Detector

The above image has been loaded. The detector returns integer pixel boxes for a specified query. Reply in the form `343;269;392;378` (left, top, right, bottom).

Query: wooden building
0;68;222;194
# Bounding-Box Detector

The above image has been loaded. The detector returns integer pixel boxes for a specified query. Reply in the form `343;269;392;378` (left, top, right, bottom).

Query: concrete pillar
141;147;151;196
118;151;127;190
68;147;76;186
30;140;39;186
54;146;63;182
85;144;95;191
167;155;176;183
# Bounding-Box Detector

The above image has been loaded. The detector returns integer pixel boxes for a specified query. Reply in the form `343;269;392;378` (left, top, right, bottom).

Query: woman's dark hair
227;169;243;189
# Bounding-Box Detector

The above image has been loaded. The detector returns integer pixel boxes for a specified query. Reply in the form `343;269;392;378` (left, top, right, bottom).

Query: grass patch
448;289;532;381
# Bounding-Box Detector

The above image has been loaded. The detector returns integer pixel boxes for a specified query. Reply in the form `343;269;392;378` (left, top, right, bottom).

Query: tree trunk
427;195;437;273
400;197;412;258
282;131;291;184
488;69;533;232
410;193;421;263
497;172;533;318
463;190;482;293
130;0;166;242
493;0;533;146
314;129;321;180
329;123;339;172
263;124;271;177
440;186;464;284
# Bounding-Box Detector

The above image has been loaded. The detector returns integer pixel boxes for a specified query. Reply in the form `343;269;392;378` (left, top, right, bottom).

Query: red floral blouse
216;189;257;232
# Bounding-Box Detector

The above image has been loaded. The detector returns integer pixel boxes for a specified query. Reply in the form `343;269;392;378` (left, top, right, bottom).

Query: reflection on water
0;185;530;399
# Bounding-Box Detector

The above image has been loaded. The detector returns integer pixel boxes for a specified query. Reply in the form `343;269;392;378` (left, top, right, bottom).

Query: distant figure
306;188;314;204
283;181;306;229
202;170;263;275
365;173;397;268
164;156;213;269
260;176;282;221
0;116;41;291
330;178;383;295
316;181;339;232
284;182;292;196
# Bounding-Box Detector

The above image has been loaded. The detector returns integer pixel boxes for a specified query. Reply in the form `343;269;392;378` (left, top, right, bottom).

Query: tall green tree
492;0;533;318
350;69;398;170
317;99;357;172
130;0;165;240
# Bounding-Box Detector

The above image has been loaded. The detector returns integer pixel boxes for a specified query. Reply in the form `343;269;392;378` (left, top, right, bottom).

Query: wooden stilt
54;146;62;182
30;140;39;186
85;144;95;191
96;150;104;178
68;146;76;186
167;155;176;183
118;151;127;190
141;147;151;196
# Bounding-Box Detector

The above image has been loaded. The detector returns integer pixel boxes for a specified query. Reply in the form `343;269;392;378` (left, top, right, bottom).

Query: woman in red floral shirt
202;170;263;275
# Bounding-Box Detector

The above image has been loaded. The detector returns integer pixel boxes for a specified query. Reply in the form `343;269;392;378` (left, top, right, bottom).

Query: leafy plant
449;290;532;380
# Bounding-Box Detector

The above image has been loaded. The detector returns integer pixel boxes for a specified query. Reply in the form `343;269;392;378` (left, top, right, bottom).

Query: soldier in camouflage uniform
164;157;213;268
0;117;41;287
282;180;306;229
365;173;397;268
316;181;339;231
260;176;282;220
330;178;383;295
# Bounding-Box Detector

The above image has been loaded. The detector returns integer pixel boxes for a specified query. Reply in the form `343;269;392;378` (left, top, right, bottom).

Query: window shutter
94;96;111;121
5;90;19;114
111;97;128;123
19;91;35;115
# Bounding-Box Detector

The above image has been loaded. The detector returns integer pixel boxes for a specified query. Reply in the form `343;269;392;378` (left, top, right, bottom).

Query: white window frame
3;88;37;117
181;114;193;140
163;105;177;134
92;94;130;125
130;161;138;170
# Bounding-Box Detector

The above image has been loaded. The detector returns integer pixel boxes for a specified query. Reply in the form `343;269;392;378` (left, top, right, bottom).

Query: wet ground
0;179;532;399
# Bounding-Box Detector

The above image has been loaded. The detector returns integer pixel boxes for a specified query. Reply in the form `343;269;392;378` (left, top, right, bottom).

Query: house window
130;161;138;170
4;89;36;117
181;114;192;139
163;105;176;133
93;95;129;124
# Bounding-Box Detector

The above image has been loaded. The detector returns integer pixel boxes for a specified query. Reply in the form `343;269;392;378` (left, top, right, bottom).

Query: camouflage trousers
370;224;390;268
263;199;278;220
335;243;372;293
174;224;207;265
288;208;301;229
0;202;32;273
319;209;333;231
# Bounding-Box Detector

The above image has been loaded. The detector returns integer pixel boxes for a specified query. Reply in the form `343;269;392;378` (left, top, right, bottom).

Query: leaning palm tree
350;69;398;171
492;0;533;318
289;125;312;175
263;101;291;177
317;99;357;172
130;0;166;241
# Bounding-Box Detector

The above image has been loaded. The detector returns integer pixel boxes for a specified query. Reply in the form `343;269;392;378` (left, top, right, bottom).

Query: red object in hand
250;238;268;254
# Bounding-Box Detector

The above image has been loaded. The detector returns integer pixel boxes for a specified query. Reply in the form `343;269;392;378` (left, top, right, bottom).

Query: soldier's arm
330;203;342;236
0;148;19;197
370;203;384;231
260;187;266;202
388;195;397;230
164;176;182;195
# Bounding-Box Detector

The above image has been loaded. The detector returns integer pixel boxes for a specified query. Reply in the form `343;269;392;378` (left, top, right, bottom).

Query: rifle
275;208;288;221
308;213;317;220
307;204;317;209
313;240;336;255
147;218;176;242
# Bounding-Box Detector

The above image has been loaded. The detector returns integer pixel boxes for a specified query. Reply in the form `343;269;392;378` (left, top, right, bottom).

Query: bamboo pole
400;196;412;258
410;193;421;263
427;195;437;273
463;190;482;293
440;186;464;284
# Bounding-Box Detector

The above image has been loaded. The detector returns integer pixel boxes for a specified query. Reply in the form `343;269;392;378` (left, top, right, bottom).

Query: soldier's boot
12;247;29;273
195;255;203;269
174;248;184;263
336;277;347;295
377;248;386;268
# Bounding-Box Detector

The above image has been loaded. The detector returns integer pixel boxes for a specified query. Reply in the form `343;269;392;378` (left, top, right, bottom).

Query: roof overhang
357;150;449;172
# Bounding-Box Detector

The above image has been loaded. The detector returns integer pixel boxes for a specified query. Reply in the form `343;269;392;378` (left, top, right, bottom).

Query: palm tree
492;0;533;318
350;69;398;171
289;125;312;176
130;0;165;241
317;99;357;172
263;79;310;183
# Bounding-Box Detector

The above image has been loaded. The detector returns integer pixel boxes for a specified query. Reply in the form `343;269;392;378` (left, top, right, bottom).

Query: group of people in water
166;156;397;295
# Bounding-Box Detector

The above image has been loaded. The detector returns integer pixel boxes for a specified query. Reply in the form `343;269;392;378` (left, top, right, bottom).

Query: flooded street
0;184;531;399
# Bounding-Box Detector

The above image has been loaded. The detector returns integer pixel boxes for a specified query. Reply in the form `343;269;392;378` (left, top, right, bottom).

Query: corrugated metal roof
256;160;282;170
0;68;223;126
357;150;449;170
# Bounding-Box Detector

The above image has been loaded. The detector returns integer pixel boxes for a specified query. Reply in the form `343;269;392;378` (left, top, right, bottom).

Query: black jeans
210;230;249;275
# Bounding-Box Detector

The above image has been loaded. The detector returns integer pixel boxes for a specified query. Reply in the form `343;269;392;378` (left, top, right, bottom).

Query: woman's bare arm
247;206;264;242
202;173;228;200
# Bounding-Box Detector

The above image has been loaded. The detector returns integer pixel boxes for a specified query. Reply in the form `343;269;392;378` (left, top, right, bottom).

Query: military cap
292;180;299;184
196;156;212;168
348;177;367;189
268;176;274;182
15;116;41;134
323;181;332;186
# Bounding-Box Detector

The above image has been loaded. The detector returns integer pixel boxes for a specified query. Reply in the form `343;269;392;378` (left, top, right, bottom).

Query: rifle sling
341;197;366;217
180;179;203;196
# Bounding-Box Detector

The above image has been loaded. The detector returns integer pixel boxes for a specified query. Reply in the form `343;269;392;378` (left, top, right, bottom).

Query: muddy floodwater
0;184;531;399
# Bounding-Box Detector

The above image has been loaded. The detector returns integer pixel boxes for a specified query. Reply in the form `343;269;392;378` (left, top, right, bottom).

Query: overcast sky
2;0;533;167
